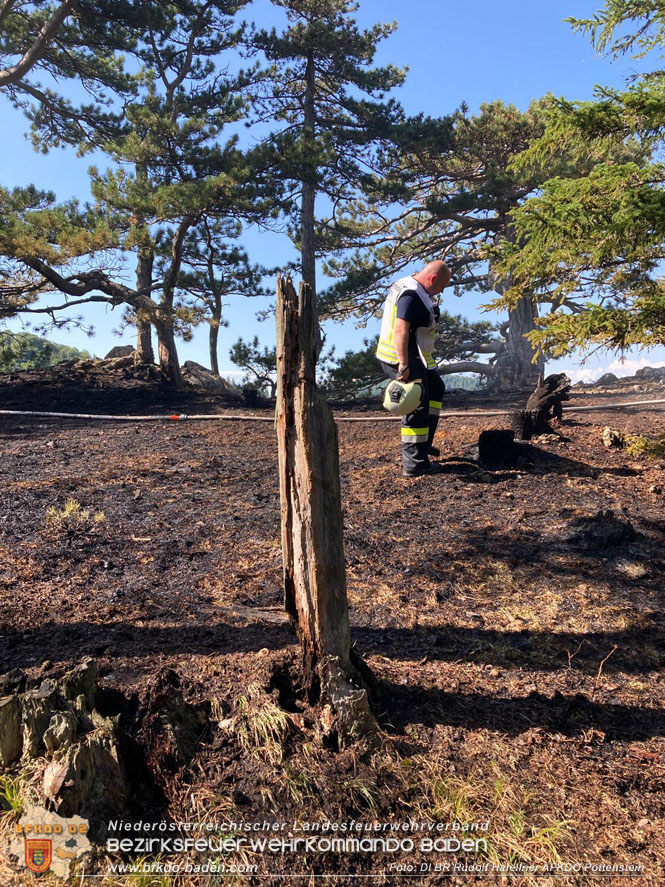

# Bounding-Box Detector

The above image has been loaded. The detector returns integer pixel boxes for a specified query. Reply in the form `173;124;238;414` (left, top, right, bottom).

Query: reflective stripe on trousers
380;360;445;474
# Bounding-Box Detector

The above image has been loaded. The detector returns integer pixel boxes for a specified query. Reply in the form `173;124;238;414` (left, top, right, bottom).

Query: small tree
177;219;269;376
229;336;277;398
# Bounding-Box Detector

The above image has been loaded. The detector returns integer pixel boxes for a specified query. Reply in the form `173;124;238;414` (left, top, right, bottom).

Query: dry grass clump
45;498;106;538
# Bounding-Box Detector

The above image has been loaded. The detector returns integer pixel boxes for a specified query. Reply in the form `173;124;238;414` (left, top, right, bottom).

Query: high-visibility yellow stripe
401;427;428;436
377;302;401;362
429;400;443;410
376;339;399;361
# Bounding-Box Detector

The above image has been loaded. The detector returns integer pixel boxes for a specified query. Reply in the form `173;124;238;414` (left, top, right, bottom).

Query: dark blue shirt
396;290;431;365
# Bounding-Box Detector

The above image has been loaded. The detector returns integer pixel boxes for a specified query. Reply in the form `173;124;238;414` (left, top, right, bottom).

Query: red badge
25;838;52;873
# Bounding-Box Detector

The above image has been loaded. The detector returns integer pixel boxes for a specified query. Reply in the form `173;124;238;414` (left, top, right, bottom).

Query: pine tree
229;335;277;397
493;0;665;359
0;0;144;145
1;1;262;385
176;218;268;375
323;99;595;390
249;0;405;299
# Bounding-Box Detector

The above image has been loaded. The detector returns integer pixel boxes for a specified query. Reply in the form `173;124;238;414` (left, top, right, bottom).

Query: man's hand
393;318;410;381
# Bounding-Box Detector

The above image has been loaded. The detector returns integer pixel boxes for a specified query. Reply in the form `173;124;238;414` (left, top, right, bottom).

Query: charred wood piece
512;373;571;440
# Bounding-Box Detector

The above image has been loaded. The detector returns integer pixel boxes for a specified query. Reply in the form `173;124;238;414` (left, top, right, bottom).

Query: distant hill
0;332;93;372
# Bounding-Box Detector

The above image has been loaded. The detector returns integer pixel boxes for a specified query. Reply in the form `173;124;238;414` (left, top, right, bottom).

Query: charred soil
0;368;664;886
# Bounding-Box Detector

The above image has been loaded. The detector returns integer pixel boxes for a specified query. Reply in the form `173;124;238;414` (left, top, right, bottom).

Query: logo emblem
25;838;52;873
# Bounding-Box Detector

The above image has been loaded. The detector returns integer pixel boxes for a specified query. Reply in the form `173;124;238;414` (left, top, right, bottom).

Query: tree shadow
4;615;663;678
433;446;641;481
0;618;297;672
355;623;664;674
375;680;665;740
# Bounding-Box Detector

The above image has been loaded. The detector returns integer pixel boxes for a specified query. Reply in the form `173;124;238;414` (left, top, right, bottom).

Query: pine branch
0;0;78;88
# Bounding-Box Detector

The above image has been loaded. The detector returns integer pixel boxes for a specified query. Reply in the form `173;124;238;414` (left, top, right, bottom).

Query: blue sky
2;0;663;381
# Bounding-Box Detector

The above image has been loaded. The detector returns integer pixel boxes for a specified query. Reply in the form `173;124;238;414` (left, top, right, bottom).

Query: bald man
376;261;451;476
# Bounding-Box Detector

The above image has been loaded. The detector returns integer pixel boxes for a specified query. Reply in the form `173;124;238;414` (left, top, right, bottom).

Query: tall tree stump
275;276;376;742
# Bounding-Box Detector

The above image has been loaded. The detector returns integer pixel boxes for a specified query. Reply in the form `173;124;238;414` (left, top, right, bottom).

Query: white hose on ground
0;399;664;423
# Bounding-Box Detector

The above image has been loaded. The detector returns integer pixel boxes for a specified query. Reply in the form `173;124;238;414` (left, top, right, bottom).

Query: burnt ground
0;367;664;886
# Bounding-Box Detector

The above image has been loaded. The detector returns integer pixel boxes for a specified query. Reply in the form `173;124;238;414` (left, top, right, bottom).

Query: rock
102;355;134;370
0;696;23;766
104;345;135;359
181;360;229;393
635;366;665;381
649;484;662;494
596;372;619;386
602;427;624;448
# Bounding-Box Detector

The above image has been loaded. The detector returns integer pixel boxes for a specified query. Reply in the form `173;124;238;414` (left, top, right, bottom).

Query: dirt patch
0;369;664;885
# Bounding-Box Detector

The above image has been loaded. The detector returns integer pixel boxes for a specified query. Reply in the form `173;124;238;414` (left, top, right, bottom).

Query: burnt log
275;275;376;742
512;373;571;440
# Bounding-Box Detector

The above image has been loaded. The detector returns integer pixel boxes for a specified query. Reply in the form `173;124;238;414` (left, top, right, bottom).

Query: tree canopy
0;329;91;370
494;0;665;359
249;0;405;298
322;99;582;388
0;0;266;385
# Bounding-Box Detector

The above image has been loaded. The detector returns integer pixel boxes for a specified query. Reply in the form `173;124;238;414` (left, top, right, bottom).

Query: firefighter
376;260;451;477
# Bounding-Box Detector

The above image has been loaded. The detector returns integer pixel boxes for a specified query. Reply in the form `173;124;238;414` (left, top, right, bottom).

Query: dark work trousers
381;360;446;475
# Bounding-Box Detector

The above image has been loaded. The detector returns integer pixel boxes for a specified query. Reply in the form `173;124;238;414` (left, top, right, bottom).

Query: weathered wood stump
512;373;571;440
275;275;376;742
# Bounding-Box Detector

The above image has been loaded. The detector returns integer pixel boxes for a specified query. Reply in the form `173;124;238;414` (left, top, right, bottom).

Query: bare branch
18;294;114;313
436;360;496;377
448;342;501;354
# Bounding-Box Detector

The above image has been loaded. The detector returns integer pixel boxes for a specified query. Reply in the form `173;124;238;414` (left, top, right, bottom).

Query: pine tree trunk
209;294;222;376
209;323;220;377
136;319;154;364
135;250;155;364
154;312;183;387
504;295;545;388
491;273;545;391
301;49;316;297
275;275;376;741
